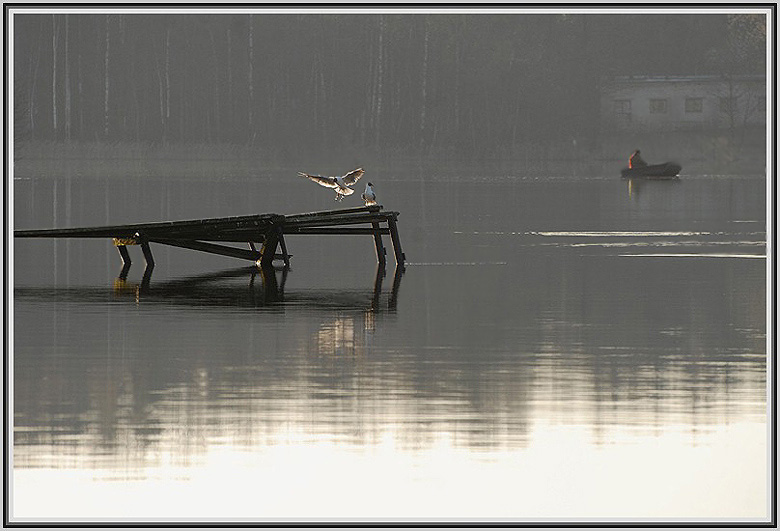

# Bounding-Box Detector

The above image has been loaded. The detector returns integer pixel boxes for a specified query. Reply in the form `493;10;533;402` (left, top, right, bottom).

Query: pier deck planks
15;205;404;268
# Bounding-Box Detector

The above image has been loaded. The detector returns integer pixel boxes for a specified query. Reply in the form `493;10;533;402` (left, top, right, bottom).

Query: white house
600;75;766;131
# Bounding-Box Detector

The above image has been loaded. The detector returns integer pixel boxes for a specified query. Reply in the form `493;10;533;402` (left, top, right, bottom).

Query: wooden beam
283;205;381;221
15;213;282;240
150;238;260;261
283;227;390;235
136;228;268;242
282;213;395;229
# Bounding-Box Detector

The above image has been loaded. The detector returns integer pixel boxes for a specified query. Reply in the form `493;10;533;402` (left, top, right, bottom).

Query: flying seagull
298;168;365;201
361;182;377;206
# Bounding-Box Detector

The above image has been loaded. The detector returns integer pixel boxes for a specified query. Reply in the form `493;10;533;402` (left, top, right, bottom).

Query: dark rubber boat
621;162;681;179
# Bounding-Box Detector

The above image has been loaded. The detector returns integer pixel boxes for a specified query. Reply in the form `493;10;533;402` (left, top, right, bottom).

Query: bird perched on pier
298;168;365;201
361;182;377;206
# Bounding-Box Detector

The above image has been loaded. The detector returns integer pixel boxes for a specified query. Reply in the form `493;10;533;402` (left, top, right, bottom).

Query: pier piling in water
115;243;132;267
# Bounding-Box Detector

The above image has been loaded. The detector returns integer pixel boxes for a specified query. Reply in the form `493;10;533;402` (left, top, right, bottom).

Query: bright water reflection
12;170;768;521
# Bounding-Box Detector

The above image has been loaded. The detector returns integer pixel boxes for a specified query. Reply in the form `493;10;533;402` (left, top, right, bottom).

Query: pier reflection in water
112;264;290;307
114;261;401;312
18;260;405;313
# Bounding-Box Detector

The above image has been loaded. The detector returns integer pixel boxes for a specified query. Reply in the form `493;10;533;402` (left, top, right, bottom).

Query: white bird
298;168;365;201
361;182;377;206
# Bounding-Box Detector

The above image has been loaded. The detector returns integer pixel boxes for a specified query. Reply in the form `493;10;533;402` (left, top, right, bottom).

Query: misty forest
14;13;767;162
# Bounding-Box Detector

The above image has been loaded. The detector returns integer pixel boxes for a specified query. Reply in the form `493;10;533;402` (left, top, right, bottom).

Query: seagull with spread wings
298;168;365;201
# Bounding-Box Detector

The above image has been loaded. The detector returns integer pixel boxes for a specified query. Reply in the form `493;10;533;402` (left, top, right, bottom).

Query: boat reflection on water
626;175;680;199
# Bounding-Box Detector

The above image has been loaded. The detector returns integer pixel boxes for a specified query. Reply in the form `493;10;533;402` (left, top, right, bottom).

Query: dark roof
606;74;766;84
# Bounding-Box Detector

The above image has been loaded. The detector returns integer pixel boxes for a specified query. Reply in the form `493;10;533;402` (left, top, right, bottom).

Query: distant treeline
13;13;766;159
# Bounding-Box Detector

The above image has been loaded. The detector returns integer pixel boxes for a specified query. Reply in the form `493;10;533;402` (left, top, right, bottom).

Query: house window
613;99;631;114
649;99;667;114
685;97;703;113
613;99;632;126
720;97;737;113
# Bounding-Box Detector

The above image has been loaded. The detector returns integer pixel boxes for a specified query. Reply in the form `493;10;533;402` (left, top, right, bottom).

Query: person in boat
629;149;648;168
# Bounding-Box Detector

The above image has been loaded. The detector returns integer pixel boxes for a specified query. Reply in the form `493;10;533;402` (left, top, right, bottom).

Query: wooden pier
15;205;405;270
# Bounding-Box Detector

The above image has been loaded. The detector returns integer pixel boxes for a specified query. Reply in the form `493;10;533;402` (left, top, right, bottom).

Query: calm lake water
11;167;768;522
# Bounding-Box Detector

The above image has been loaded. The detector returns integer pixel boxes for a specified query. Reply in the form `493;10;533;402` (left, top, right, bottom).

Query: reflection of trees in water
530;251;766;445
14;265;411;469
13;253;766;471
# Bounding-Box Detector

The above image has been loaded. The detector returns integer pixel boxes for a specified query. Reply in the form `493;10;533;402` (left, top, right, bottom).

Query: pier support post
116;245;131;267
389;265;404;310
140;239;155;269
278;234;291;268
140;264;154;292
372;261;386;308
118;261;132;281
260;227;280;269
259;265;282;303
372;222;386;265
279;265;289;293
387;216;405;266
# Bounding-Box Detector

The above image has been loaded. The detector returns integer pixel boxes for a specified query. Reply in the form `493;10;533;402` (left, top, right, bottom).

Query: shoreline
11;128;767;180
